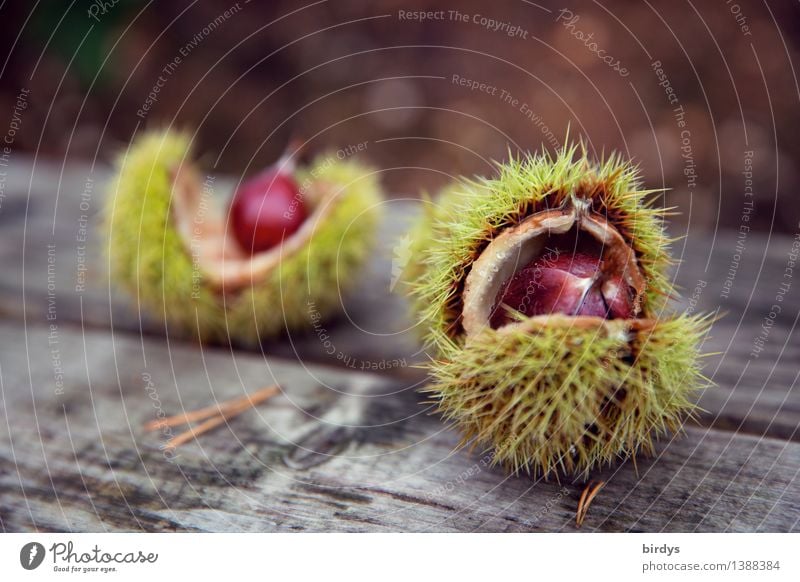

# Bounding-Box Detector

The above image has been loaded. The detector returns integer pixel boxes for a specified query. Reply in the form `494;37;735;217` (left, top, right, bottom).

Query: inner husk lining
461;199;646;337
170;163;334;291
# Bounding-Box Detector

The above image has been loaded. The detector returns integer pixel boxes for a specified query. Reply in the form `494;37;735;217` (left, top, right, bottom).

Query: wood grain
0;157;798;532
1;320;798;532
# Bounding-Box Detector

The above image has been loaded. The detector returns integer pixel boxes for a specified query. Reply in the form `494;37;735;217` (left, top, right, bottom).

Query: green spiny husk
103;129;381;344
408;141;710;477
426;315;711;476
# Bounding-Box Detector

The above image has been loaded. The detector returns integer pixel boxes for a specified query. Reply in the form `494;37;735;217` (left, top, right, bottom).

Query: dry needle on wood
144;384;280;449
576;480;606;527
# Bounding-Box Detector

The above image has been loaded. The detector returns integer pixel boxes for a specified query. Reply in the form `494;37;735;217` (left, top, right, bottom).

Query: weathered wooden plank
696;321;800;443
1;158;799;439
2;156;795;342
1;320;797;532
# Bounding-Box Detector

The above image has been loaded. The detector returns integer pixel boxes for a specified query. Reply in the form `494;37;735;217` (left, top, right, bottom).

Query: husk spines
104;129;381;344
425;314;710;477
408;141;709;477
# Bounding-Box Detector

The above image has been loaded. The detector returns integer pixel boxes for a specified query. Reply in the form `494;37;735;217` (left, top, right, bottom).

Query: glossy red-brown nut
230;169;308;254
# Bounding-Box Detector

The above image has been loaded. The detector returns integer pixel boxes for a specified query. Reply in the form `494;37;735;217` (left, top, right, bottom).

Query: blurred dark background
1;0;799;233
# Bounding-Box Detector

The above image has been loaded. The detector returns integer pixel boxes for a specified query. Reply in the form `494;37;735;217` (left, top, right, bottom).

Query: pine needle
576;480;606;527
146;384;280;450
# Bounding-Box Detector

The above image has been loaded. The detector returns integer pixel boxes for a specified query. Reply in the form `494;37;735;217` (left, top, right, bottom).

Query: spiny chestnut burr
103;130;382;344
406;142;710;477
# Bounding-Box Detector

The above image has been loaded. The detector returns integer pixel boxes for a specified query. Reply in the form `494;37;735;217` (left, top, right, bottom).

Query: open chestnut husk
103;130;382;344
406;143;710;477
